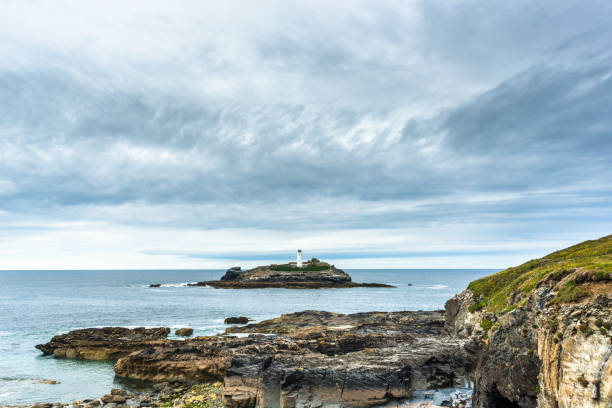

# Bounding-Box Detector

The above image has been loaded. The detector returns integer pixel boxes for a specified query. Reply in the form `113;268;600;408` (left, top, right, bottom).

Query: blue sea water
0;269;497;404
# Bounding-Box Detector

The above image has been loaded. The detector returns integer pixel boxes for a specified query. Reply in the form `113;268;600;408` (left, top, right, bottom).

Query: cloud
0;0;611;268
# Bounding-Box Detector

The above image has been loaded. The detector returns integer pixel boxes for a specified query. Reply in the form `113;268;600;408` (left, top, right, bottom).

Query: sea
0;269;497;405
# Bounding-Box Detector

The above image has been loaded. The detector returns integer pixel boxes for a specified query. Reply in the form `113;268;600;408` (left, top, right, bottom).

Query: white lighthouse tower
297;249;303;267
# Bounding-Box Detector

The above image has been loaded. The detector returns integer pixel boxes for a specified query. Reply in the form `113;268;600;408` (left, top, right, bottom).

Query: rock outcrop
115;310;474;407
38;311;474;407
35;327;170;360
188;260;395;289
175;328;194;337
225;316;250;324
445;235;612;408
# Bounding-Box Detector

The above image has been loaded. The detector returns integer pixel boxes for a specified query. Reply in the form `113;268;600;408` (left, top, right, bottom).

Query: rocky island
33;235;611;407
187;258;395;289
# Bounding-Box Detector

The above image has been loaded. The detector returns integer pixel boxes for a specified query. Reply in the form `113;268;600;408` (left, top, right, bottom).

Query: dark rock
175;328;193;337
149;284;161;288
152;382;169;391
110;389;126;396
35;327;170;360
113;310;474;407
221;267;242;281
224;316;249;325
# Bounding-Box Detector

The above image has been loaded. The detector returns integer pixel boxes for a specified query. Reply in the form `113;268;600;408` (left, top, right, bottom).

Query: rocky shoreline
13;236;612;407
34;310;473;407
188;280;395;289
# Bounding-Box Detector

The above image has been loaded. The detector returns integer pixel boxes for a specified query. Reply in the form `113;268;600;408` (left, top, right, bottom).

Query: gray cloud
0;0;611;267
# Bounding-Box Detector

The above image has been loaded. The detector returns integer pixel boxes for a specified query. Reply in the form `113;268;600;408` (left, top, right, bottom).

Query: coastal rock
37;379;60;384
188;259;394;289
175;328;194;337
113;310;474;407
445;235;612;408
36;327;170;360
224;316;250;324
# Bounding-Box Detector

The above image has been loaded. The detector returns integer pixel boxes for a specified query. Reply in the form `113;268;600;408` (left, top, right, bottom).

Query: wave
428;284;449;289
0;331;12;336
143;282;199;288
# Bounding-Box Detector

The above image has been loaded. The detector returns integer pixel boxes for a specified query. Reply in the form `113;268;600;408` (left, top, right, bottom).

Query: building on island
297;249;303;267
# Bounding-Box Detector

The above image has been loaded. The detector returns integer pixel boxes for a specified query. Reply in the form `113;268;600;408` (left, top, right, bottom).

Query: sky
1;0;611;269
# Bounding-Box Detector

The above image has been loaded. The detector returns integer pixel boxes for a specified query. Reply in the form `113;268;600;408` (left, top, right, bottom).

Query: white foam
143;282;199;288
428;284;448;289
225;333;276;338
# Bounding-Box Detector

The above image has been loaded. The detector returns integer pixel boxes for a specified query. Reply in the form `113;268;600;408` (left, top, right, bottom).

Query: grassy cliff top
467;235;612;314
269;263;331;272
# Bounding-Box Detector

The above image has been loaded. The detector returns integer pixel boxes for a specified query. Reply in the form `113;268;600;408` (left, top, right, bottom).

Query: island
187;257;395;289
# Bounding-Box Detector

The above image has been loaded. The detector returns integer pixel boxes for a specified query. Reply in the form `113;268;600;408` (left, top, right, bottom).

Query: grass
466;235;612;314
270;264;330;272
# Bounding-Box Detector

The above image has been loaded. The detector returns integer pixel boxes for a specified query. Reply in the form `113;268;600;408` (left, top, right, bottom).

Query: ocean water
0;269;496;405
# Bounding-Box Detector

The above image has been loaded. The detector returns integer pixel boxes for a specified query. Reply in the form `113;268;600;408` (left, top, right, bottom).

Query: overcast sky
1;0;611;269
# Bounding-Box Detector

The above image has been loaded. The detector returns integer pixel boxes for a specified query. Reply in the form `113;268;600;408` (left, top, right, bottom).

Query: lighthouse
297;249;303;267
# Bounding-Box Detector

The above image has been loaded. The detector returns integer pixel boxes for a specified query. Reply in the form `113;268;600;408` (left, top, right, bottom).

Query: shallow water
0;269;496;404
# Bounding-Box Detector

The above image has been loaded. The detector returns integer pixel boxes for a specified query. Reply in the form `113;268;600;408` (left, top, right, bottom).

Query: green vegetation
579;323;594;337
160;382;224;408
480;319;494;332
270;263;330;272
548;280;588;305
466;235;612;314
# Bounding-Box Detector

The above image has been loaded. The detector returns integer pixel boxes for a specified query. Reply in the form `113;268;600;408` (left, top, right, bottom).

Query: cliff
445;234;612;408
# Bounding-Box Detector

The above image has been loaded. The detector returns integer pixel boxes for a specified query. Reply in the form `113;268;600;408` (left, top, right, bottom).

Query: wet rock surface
35;311;473;407
175;328;193;337
35;327;171;360
224;316;250;324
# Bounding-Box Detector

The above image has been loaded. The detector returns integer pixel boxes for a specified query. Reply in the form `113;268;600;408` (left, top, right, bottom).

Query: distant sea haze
0;268;496;404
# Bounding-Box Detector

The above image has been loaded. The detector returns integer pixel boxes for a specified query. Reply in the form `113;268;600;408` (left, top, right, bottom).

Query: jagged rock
35;327;170;360
100;395;114;404
149;284;161;288
224;316;250;324
221;267;242;281
112;310;473;407
175;328;194;336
